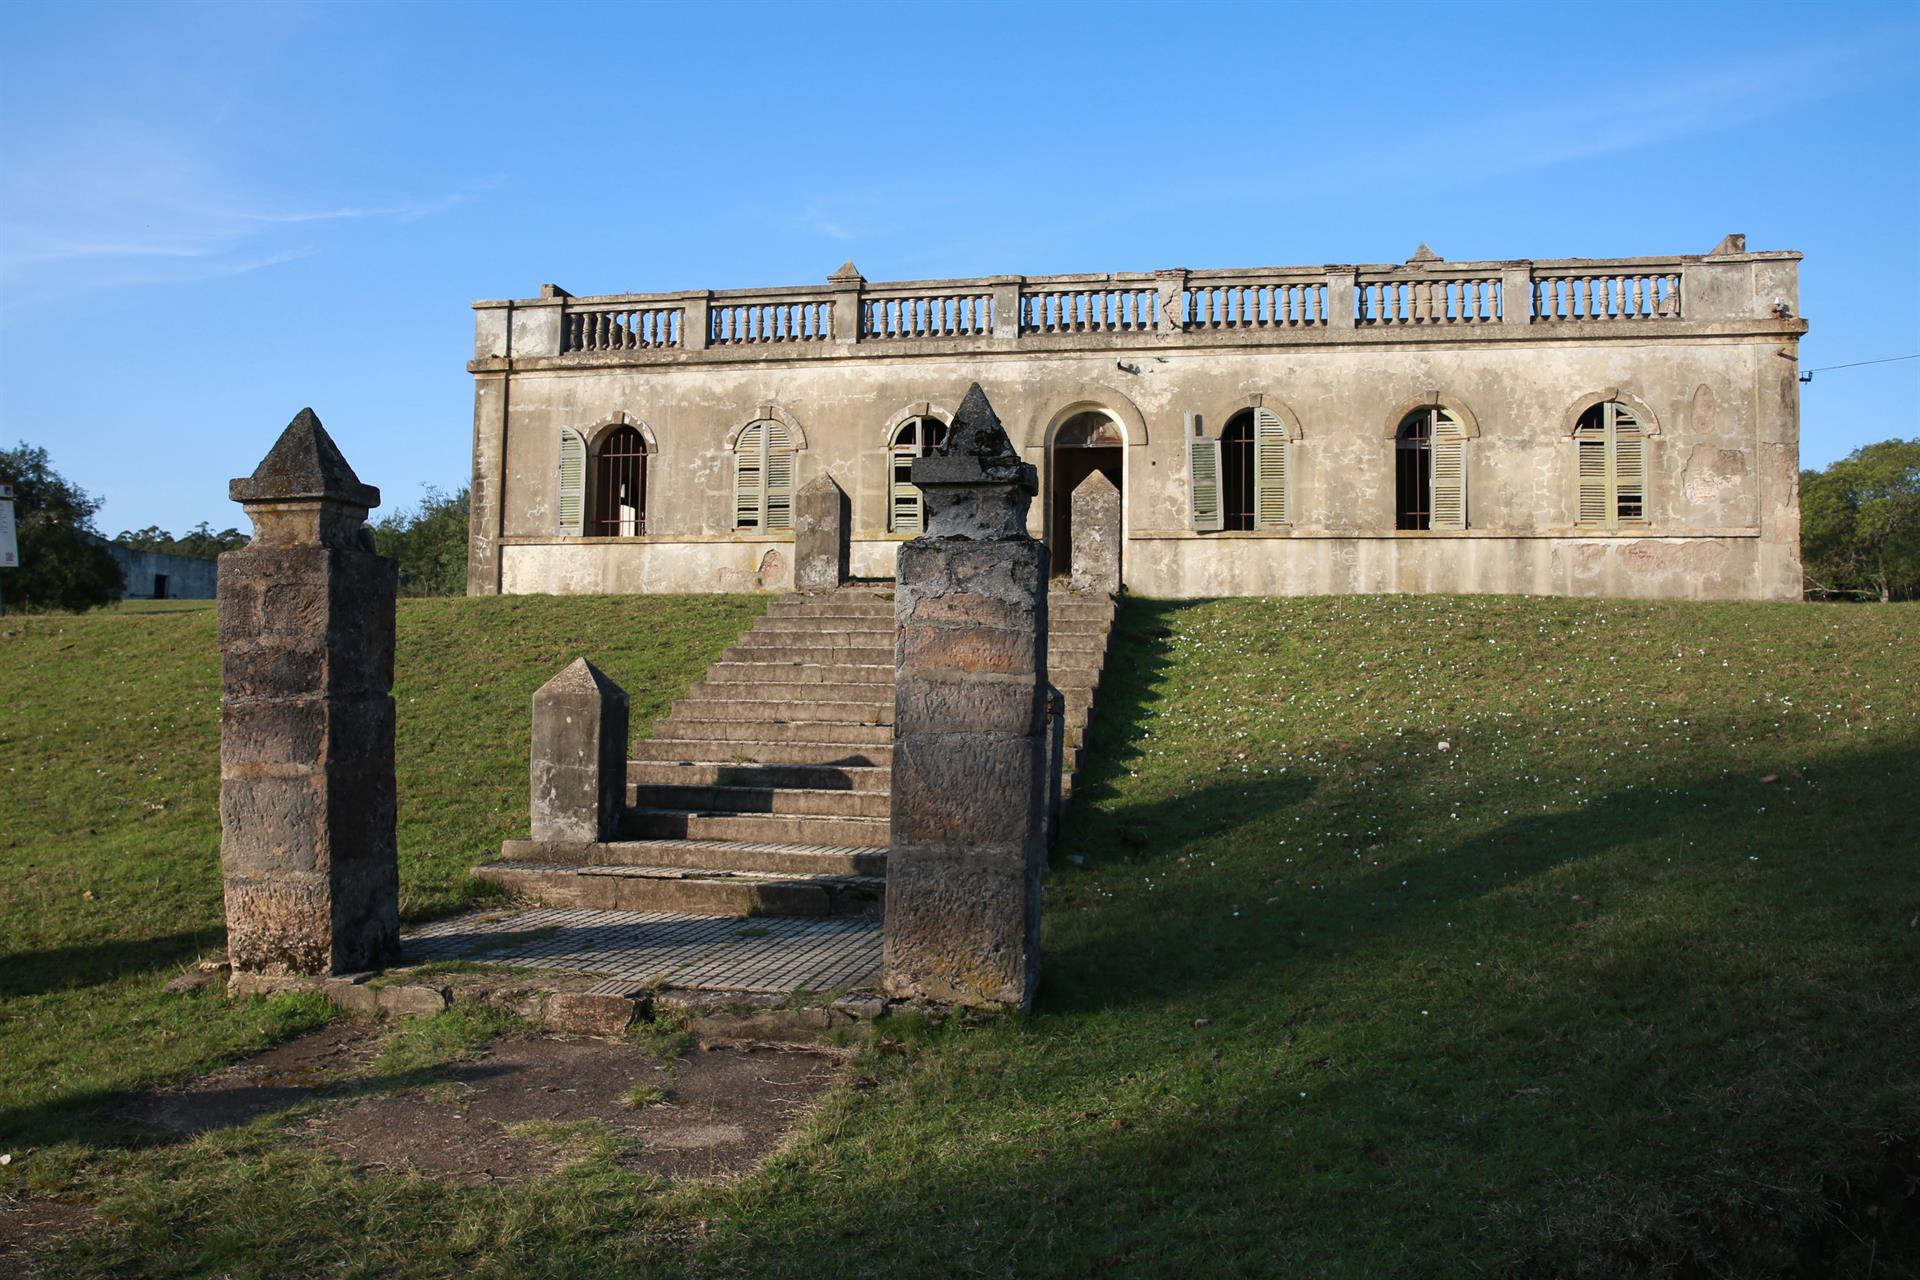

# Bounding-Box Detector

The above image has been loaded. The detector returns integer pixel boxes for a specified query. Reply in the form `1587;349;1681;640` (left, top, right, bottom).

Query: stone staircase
476;585;1117;917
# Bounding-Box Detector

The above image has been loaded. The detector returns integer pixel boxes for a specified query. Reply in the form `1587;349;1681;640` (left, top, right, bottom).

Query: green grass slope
2;593;1916;1278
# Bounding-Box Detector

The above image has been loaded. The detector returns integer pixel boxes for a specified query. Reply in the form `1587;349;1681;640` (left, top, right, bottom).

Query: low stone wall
1127;531;1770;600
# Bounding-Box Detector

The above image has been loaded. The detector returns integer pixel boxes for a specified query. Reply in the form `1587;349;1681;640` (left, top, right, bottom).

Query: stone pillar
794;474;849;594
218;409;398;976
1069;469;1121;596
829;260;865;344
885;383;1048;1011
530;658;630;843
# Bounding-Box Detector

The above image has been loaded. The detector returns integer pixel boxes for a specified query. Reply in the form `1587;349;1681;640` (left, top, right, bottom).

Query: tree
371;485;470;596
0;443;123;611
113;521;248;559
1801;438;1920;602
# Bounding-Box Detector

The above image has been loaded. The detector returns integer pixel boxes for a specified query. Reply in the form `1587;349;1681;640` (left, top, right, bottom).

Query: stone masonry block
530;658;630;843
882;861;1040;1008
894;672;1044;738
794;474;849;594
1070;469;1122;596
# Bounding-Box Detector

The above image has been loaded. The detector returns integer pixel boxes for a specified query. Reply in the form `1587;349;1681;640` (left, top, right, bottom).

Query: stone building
465;235;1804;601
101;540;219;600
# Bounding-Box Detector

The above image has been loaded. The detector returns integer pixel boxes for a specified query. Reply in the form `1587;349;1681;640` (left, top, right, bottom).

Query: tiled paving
403;907;881;995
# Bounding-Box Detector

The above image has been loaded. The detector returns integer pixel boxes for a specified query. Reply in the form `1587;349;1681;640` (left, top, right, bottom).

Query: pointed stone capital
1071;469;1120;498
230;409;381;509
829;260;865;284
910;384;1037;537
537;656;623;703
1409;243;1443;263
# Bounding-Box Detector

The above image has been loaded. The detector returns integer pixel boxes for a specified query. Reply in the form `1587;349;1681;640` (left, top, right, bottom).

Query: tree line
1;441;470;610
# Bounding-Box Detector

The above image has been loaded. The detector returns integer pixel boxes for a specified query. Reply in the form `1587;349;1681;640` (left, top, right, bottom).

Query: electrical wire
1798;353;1920;383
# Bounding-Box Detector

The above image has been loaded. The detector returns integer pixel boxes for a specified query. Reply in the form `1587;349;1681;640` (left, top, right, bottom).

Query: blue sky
1;0;1916;535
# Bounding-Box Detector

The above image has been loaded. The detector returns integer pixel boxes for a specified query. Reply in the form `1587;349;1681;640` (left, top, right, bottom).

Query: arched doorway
1049;409;1124;579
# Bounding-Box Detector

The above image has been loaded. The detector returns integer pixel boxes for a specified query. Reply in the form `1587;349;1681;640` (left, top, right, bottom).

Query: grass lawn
2;592;1916;1278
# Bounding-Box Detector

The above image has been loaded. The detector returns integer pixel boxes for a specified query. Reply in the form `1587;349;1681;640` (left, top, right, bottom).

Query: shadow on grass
0;929;220;1000
0;1049;522;1153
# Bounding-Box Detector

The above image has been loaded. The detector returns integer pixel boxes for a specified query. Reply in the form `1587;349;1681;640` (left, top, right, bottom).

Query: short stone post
1069;469;1121;596
218;409;398;976
793;474;849;594
530;658;629;843
885;383;1048;1011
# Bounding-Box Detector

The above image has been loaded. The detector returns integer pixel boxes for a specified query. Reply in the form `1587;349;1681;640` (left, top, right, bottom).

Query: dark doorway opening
1049;411;1123;579
1395;413;1432;530
1220;411;1256;531
152;573;169;600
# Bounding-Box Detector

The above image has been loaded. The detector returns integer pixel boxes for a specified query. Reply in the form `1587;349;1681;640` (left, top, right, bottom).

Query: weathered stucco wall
468;244;1804;601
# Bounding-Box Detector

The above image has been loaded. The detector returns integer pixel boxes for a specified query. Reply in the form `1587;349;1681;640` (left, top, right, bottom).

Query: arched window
888;414;949;534
1395;406;1467;530
1218;408;1290;530
1574;401;1647;527
591;426;648;536
734;419;795;531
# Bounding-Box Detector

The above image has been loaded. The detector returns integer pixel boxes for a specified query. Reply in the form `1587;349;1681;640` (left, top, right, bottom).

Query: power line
1799;353;1920;384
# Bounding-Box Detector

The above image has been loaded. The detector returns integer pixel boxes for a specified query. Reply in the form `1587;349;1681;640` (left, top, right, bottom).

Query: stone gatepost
794;474;849;594
1069;469;1121;596
530;658;629;843
219;409;399;976
884;383;1048;1011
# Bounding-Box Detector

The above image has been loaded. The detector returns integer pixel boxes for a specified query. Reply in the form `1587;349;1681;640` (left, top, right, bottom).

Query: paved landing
403;907;881;995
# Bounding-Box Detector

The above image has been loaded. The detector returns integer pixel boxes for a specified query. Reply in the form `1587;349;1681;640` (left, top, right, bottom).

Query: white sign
0;482;16;567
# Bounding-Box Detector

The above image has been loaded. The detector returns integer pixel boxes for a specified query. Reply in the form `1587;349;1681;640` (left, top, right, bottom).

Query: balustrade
531;256;1719;361
863;293;994;339
561;305;683;352
1355;275;1502;325
1533;272;1681;321
709;298;833;344
1020;285;1159;335
1185;279;1327;328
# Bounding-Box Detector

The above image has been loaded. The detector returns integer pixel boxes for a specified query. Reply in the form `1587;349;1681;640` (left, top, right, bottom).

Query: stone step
687;679;896;705
627;782;891;819
629;738;889;767
650;717;891;746
669;697;892;726
620;806;890;847
721;644;893;666
474;862;881;917
496;836;886;877
749;614;1113;638
740;624;894;644
626;760;892;792
1048;633;1110;654
705;661;893;685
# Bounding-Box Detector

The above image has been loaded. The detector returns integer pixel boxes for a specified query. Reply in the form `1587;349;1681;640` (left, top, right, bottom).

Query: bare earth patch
0;1196;95;1273
314;1037;837;1183
125;1019;384;1135
125;1021;837;1185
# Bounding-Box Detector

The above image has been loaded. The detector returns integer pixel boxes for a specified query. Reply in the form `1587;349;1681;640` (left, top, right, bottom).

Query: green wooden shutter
557;428;586;535
764;422;794;531
1575;418;1608;527
890;435;921;534
1610;403;1645;524
1189;435;1223;531
1429;410;1466;530
1253;407;1290;528
733;422;765;529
